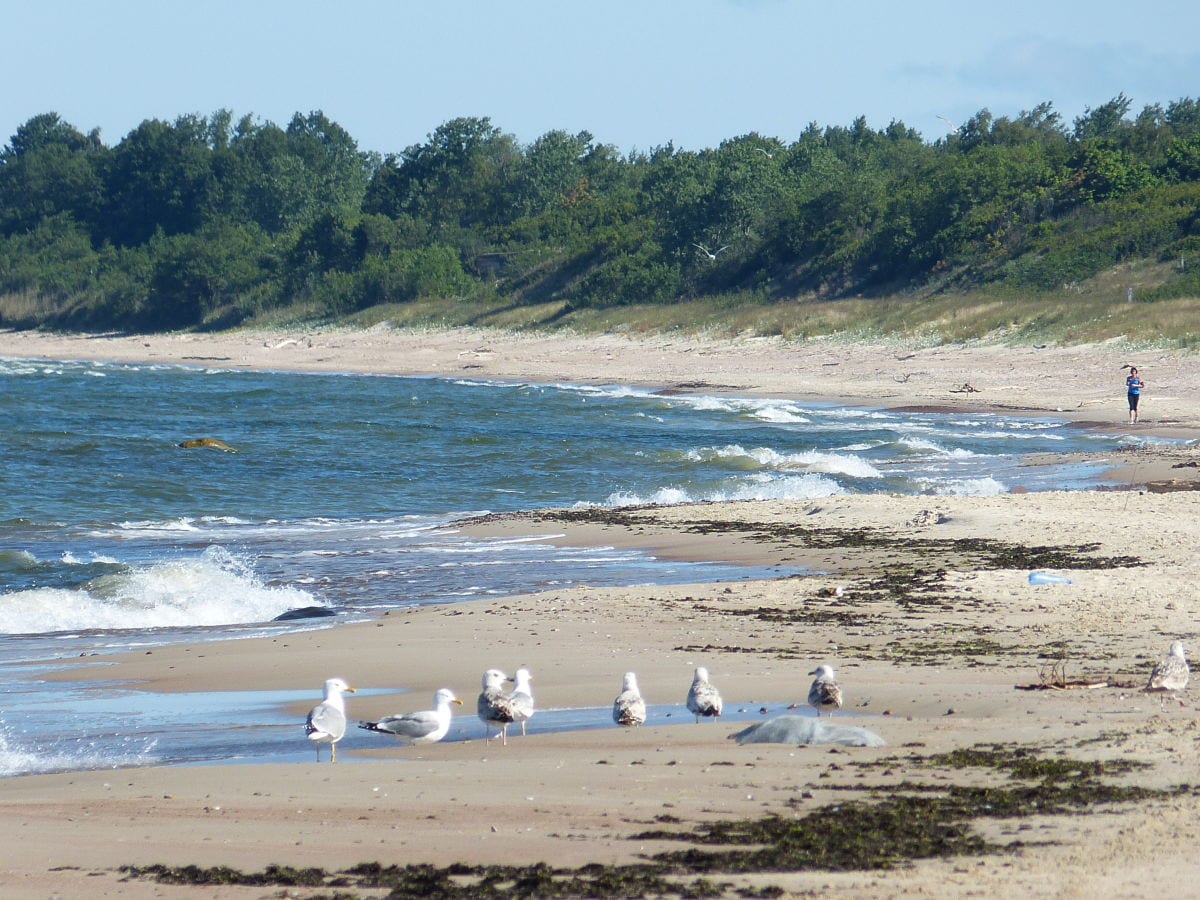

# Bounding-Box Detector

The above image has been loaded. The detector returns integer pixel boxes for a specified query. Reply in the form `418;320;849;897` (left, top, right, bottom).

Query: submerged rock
273;606;337;621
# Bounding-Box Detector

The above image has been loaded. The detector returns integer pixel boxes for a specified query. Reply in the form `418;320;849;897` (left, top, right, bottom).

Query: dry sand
2;326;1200;899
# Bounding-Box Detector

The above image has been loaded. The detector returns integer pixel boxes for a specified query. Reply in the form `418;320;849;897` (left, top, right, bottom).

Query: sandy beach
3;326;1200;899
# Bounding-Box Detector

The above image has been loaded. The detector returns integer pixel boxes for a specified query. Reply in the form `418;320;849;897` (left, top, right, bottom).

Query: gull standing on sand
305;677;356;763
509;667;535;736
613;672;647;727
808;665;843;717
686;666;723;722
477;668;518;745
1145;641;1189;705
358;688;463;745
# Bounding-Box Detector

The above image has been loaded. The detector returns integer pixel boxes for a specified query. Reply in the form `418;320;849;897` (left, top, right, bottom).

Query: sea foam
0;546;317;634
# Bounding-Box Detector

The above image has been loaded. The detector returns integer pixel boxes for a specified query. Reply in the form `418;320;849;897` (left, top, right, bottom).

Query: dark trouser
1128;392;1139;411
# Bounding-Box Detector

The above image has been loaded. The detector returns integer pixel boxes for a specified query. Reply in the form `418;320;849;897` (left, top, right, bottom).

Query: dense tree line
2;94;1199;331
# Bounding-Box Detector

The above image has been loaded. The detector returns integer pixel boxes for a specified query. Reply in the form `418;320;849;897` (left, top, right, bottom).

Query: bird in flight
693;242;729;260
754;147;774;158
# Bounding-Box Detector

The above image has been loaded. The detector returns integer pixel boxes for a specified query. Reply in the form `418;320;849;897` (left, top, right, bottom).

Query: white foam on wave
60;551;122;566
923;476;1008;496
600;472;844;507
0;729;156;777
687;445;882;478
671;394;811;423
0;546;318;634
898;436;981;459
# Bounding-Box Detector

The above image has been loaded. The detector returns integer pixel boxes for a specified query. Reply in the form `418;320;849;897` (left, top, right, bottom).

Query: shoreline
3;325;1198;434
4;326;1200;898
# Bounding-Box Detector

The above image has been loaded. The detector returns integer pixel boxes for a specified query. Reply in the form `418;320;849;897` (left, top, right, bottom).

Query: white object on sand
1028;571;1072;585
729;716;884;747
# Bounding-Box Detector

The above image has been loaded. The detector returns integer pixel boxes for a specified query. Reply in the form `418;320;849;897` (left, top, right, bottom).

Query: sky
4;0;1199;156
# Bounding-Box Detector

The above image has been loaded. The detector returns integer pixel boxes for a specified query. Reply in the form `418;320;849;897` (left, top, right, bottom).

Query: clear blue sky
4;0;1199;155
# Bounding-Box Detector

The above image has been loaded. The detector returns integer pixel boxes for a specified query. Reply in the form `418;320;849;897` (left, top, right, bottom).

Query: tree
0;114;105;236
101;116;217;245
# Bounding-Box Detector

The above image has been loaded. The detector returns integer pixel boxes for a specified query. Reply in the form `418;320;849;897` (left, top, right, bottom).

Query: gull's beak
453;698;464;705
346;686;357;693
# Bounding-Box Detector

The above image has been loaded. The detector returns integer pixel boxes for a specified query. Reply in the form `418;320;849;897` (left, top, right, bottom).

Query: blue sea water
0;355;1137;774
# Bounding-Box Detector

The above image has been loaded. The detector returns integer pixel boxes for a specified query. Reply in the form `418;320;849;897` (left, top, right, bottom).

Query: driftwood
1015;657;1109;690
1015;680;1109;691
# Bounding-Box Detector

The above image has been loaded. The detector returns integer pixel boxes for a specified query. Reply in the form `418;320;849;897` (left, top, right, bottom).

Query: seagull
612;672;647;727
358;688;463;745
509;667;535;736
477;668;519;745
305;677;356;763
807;665;843;717
692;242;729;261
754;147;774;159
1145;641;1189;707
686;666;723;722
936;115;958;132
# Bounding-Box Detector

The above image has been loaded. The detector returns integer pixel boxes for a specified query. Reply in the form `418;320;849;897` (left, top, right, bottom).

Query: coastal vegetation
2;94;1199;344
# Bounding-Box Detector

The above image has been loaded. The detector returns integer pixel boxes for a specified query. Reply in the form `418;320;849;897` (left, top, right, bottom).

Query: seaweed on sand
121;747;1185;898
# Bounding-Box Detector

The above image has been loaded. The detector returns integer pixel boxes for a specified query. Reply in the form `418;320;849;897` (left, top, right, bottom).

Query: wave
601;472;844;507
924;476;1008;496
0;728;156;777
897;436;982;459
687;444;882;478
0;546;319;634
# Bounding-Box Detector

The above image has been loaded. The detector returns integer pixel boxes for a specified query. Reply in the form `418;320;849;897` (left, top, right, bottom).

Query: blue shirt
1126;375;1142;395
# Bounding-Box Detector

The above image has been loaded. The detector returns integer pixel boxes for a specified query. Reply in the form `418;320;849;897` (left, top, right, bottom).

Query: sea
0;355;1149;774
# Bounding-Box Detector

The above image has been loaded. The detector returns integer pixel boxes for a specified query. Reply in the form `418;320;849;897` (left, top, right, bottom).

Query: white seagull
477;668;519;745
807;665;843;717
686;666;723;722
692;242;729;261
1145;641;1189;706
612;672;647;727
305;677;356;763
359;688;463;745
754;147;774;159
509;667;535;736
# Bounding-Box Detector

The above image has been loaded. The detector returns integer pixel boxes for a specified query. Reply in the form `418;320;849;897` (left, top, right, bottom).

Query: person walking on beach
1126;366;1144;424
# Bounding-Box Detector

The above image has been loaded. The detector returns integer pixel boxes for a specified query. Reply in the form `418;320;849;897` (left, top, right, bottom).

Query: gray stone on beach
727;715;885;747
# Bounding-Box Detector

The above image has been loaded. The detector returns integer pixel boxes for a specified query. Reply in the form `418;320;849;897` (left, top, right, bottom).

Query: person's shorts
1128;392;1140;411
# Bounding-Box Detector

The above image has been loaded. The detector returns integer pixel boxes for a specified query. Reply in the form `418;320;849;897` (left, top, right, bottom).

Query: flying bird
612;672;647;727
509;667;535;736
692;242;729;261
1145;641;1189;704
359;688;463;745
686;666;723;722
477;668;519;745
807;665;843;717
754;147;774;159
304;677;356;763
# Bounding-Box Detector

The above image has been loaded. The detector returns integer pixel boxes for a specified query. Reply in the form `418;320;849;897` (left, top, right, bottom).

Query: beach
2;326;1200;899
